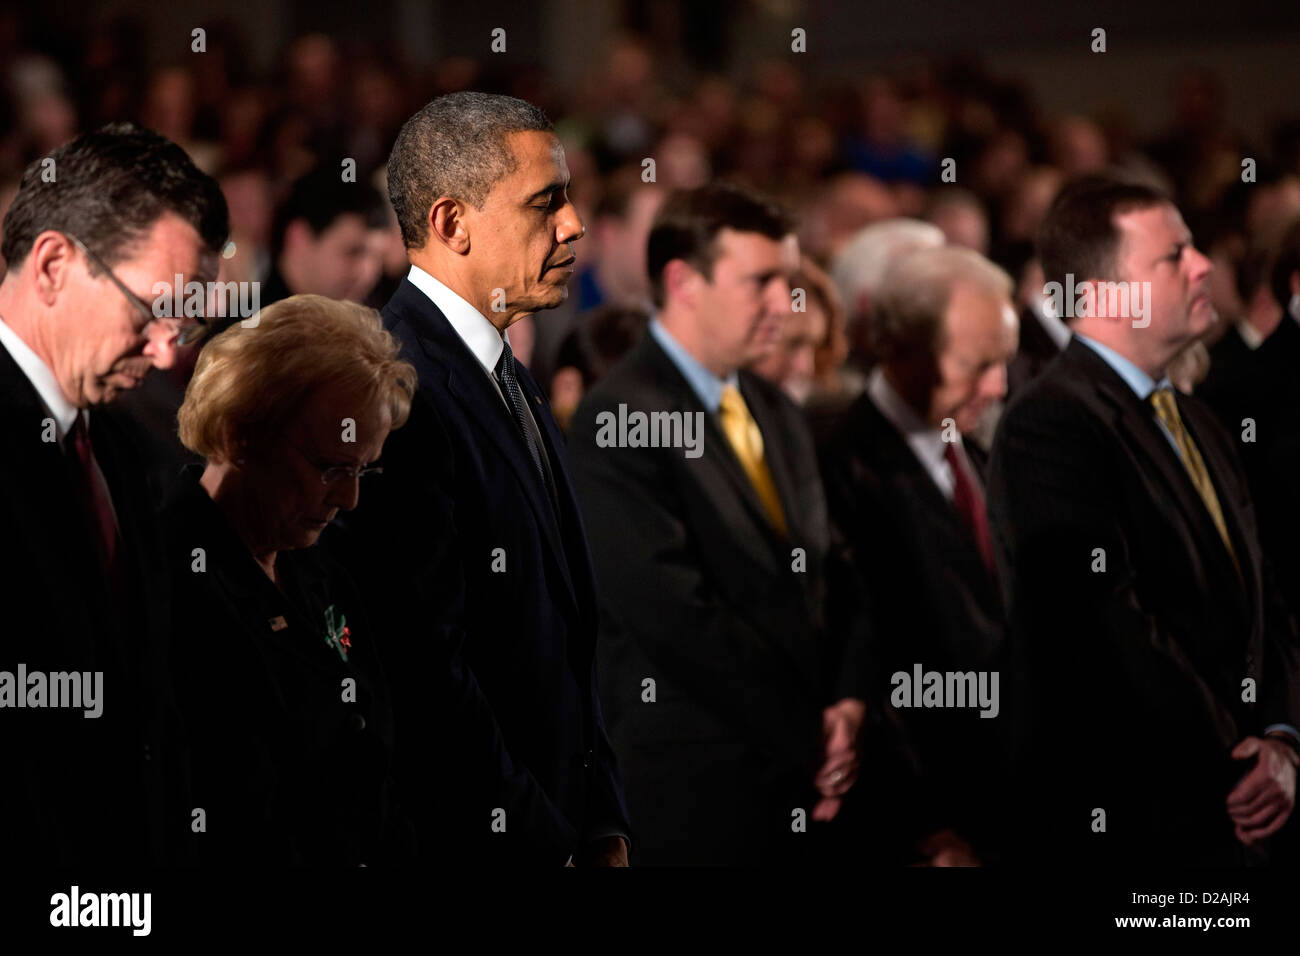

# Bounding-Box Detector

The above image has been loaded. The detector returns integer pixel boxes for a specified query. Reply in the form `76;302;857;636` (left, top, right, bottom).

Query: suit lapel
639;335;784;567
0;346;108;648
857;395;993;585
1068;340;1247;604
740;373;801;543
1179;398;1259;601
389;280;579;614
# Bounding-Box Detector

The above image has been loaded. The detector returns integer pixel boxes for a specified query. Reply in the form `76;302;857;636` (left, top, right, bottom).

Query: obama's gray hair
387;91;553;249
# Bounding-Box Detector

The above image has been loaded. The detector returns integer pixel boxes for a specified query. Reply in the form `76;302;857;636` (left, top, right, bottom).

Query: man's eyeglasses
67;233;210;346
288;441;384;485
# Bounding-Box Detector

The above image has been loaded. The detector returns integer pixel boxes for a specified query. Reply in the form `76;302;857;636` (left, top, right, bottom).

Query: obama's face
461;130;584;321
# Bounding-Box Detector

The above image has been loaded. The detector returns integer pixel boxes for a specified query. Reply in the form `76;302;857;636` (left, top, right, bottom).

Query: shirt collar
1033;295;1072;350
867;366;952;473
407;264;508;375
0;314;82;444
1235;319;1265;351
1074;332;1172;399
648;318;737;414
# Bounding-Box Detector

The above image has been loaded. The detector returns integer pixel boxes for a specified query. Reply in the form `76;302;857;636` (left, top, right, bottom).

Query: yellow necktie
1149;387;1238;568
718;384;787;536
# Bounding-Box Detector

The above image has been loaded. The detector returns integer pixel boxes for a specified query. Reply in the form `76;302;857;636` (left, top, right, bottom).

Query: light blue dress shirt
649;319;738;413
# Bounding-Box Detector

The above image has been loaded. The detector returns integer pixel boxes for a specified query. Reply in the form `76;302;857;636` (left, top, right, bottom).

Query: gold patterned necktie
1149;387;1238;569
718;384;787;536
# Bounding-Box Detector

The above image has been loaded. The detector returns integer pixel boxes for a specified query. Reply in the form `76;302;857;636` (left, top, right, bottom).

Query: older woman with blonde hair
164;293;416;865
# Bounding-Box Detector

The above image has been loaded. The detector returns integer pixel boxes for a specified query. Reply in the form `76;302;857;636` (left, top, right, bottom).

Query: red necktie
66;414;119;576
944;442;995;576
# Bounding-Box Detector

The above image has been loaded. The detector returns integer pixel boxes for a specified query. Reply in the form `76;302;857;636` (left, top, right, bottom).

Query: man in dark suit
326;92;630;865
820;245;1018;862
1253;223;1300;619
988;175;1300;865
567;184;867;865
1006;259;1069;399
0;123;229;864
1198;221;1300;618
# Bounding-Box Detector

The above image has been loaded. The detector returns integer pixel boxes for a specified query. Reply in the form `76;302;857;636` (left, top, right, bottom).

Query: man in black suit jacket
0;124;228;864
567;184;867;865
326;92;630;865
820;246;1019;862
988;175;1300;865
1199;222;1300;618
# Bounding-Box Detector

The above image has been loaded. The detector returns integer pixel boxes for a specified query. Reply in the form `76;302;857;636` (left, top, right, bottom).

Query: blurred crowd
4;16;1300;419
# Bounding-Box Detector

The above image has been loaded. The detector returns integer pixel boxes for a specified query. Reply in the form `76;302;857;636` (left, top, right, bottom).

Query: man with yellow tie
568;183;869;864
988;174;1300;865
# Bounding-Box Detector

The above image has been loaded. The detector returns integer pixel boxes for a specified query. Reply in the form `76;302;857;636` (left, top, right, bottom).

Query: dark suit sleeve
818;447;884;704
567;395;816;765
1260;553;1300;733
584;677;632;844
332;400;578;864
1198;412;1300;734
987;394;1242;753
1181;396;1300;737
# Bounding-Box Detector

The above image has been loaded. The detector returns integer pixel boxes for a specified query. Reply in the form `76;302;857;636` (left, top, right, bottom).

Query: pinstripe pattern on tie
495;338;547;485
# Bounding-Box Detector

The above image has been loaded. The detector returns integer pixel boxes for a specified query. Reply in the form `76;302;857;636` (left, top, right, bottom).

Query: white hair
830;218;946;329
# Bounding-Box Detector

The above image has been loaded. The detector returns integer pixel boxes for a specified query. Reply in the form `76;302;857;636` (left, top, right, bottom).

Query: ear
429;197;470;255
663;259;700;309
28;230;77;307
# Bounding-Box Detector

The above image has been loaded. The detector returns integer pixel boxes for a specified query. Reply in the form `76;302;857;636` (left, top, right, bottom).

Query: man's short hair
1269;216;1300;312
1037;174;1170;294
870;246;1013;366
386;91;553;250
271;162;386;260
646;182;794;308
2;122;228;271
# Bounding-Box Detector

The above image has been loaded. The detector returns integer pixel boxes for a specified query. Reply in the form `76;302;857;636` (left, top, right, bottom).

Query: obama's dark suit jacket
567;329;866;865
326;277;629;864
988;336;1300;865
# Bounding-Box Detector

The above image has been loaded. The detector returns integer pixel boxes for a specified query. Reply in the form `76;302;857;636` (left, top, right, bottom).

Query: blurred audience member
1199;217;1300;617
263;162;385;305
1006;256;1069;397
549;303;649;431
569;183;868;864
989;175;1300;865
820;246;1017;862
830;218;945;375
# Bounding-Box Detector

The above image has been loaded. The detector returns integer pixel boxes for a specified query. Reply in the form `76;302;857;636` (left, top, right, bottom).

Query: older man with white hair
820;245;1019;863
830;218;945;377
810;219;946;442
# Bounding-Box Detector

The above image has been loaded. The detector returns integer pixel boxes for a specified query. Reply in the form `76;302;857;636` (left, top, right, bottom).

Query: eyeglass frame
65;233;211;346
286;439;384;486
